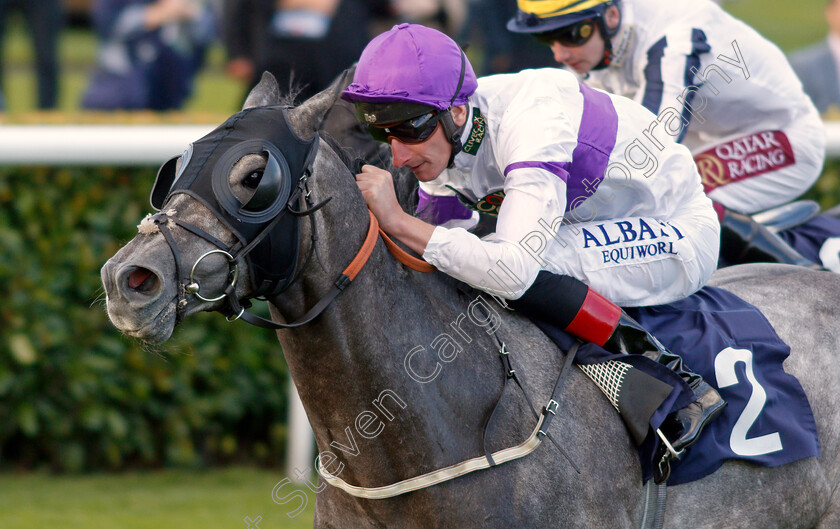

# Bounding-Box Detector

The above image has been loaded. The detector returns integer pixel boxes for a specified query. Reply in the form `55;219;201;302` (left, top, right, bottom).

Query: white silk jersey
419;68;720;306
585;0;826;214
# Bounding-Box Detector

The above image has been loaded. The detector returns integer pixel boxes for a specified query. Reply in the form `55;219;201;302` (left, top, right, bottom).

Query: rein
318;340;581;499
222;208;434;330
377;222;435;272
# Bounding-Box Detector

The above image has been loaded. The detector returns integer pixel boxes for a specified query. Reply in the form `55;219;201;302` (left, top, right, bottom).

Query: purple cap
342;23;477;110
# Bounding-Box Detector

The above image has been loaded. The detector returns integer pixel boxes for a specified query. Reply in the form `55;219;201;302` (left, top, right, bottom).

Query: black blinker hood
151;105;319;297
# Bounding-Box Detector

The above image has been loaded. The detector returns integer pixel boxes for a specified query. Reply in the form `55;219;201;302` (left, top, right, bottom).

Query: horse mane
316;125;420;215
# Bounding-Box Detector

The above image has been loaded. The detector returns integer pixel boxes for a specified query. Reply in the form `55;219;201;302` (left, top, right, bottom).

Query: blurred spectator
458;0;555;75
81;0;216;111
789;0;840;114
0;0;63;109
388;0;466;34
221;0;268;90
223;0;376;103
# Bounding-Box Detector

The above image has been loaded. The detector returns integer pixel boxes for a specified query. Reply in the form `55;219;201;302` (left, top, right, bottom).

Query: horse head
100;70;408;342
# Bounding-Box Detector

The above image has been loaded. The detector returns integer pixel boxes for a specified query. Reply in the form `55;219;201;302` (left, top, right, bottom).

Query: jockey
342;23;725;482
507;0;829;268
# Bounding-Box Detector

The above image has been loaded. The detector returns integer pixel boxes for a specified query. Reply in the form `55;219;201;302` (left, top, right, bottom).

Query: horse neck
268;159;508;486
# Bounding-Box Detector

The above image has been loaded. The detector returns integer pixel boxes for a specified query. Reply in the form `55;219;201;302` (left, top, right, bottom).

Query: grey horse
100;73;840;528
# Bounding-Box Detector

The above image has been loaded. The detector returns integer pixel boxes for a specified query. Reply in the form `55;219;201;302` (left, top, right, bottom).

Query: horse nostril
127;267;159;293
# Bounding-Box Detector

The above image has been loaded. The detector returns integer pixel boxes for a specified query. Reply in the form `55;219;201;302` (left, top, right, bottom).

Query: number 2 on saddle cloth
531;286;819;485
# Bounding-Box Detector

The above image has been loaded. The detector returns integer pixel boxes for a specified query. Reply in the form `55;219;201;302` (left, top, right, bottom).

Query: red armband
564;288;621;346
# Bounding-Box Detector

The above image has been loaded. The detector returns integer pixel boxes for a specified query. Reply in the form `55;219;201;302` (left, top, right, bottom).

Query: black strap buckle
335;274;352;291
499;343;515;379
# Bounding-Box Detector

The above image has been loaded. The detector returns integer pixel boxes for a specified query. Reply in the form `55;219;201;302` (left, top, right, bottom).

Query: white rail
0;124;214;165
2;122;840;164
825;122;840;158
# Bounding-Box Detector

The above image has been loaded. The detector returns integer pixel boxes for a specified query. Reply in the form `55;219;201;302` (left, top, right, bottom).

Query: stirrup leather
654;428;685;484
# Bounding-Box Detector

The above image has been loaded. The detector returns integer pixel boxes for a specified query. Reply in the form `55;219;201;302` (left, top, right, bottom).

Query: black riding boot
510;272;726;482
720;208;816;267
603;313;727;480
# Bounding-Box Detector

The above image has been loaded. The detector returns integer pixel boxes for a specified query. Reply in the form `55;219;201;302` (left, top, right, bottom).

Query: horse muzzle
100;244;180;342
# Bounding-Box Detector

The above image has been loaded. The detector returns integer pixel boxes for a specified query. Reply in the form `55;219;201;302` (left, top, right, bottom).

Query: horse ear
243;71;281;109
293;66;357;136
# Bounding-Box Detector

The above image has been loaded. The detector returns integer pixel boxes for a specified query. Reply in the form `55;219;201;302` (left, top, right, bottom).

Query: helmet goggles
367;111;445;144
534;17;598;47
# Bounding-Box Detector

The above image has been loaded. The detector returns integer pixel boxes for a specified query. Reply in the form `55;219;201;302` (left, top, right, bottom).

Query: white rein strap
318;341;580;500
318;414;547;500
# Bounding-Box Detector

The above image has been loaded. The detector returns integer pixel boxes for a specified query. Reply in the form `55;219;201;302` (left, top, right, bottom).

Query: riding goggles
533;18;597;47
367;111;445;144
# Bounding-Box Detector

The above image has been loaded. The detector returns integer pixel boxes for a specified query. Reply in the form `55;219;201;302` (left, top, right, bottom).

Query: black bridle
149;105;341;328
148;175;329;327
148;66;436;330
148;100;418;330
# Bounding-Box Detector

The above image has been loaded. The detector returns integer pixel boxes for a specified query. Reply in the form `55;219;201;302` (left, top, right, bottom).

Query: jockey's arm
357;164;568;299
355;164;437;254
636;26;711;143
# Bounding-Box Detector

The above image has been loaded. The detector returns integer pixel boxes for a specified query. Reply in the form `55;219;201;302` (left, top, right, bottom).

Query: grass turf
0;467;316;528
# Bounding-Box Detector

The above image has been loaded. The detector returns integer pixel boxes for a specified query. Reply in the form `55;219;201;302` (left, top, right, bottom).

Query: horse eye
243;170;263;189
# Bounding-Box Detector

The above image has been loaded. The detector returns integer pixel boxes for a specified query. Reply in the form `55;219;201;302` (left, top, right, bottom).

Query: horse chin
108;297;178;344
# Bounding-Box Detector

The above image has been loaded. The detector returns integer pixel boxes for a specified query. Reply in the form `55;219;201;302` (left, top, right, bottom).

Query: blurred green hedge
0;166;289;472
2;157;840;474
807;158;840;209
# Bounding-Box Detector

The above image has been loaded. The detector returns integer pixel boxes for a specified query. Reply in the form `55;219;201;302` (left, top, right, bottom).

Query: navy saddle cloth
777;214;840;273
534;285;820;485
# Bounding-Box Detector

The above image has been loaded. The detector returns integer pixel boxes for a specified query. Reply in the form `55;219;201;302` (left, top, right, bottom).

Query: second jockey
508;0;832;268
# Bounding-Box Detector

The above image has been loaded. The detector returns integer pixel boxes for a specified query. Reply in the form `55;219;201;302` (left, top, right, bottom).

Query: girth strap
639;480;667;529
318;341;581;499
